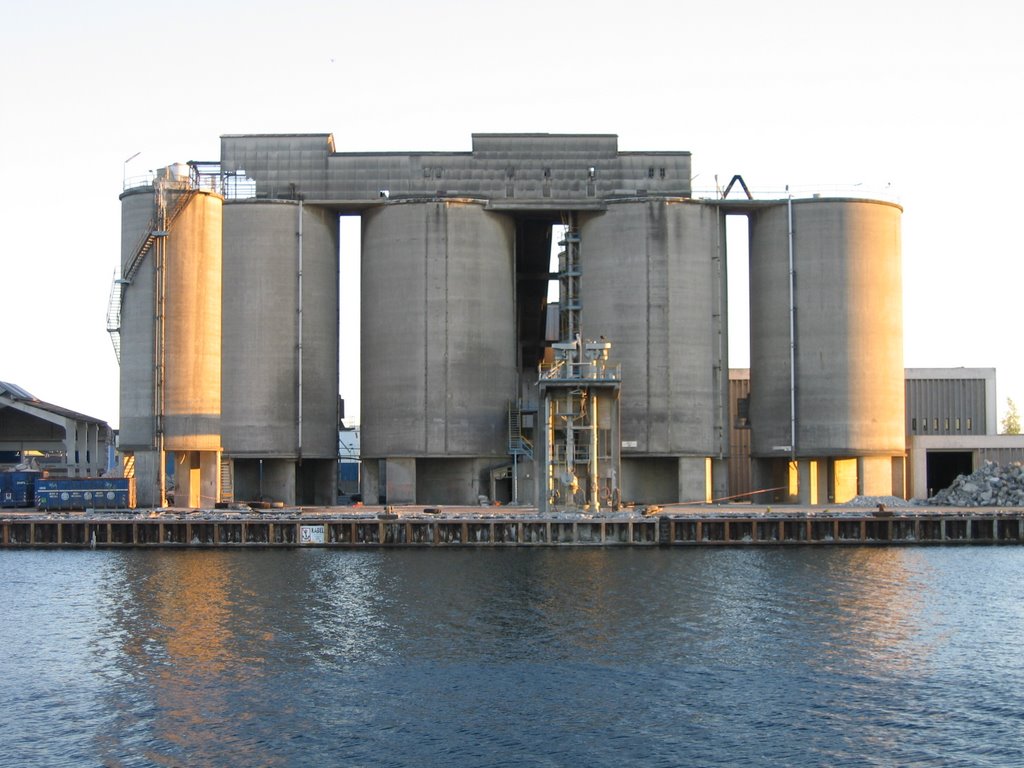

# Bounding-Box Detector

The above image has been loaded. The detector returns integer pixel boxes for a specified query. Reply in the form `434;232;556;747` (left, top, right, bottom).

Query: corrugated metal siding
905;378;989;436
729;375;752;498
978;447;1024;466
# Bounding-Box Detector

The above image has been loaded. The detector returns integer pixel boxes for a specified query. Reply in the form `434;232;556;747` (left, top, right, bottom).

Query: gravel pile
841;495;914;508
929;461;1024;506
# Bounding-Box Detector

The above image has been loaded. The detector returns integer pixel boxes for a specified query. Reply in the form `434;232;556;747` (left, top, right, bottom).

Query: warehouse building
0;381;112;477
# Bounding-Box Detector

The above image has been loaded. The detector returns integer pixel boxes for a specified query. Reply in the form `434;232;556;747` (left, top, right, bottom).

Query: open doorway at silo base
926;451;973;499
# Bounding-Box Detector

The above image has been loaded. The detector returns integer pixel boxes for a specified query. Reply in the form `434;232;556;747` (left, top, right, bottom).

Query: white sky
2;0;1021;430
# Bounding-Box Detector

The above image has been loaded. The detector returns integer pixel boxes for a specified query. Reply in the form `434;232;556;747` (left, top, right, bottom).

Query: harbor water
1;547;1022;767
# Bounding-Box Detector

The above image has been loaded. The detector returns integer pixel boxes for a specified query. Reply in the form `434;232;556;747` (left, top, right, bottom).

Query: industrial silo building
112;133;904;509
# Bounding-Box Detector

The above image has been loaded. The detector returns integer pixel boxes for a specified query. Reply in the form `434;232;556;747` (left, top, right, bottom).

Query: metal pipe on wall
155;185;167;506
786;187;796;460
297;201;304;459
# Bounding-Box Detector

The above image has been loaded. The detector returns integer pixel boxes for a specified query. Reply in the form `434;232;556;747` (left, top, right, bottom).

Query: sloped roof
0;381;108;426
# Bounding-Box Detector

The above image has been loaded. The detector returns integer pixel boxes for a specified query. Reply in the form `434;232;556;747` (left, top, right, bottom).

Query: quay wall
3;510;1024;548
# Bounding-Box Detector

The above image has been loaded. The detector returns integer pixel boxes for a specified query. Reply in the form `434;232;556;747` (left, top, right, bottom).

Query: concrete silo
748;198;904;503
579;200;729;503
118;169;222;507
360;200;517;504
221;200;339;505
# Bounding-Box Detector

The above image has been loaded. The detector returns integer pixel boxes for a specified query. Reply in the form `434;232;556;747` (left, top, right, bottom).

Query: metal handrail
694;182;900;204
539;361;622;382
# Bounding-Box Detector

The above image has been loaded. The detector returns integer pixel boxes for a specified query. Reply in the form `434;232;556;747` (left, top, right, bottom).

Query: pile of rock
929;461;1024;507
841;495;913;508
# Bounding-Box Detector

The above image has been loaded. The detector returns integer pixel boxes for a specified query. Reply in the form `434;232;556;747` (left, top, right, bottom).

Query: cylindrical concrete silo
221;200;339;505
580;199;728;504
118;176;223;507
118;186;158;451
162;190;222;452
361;200;516;505
748;198;903;502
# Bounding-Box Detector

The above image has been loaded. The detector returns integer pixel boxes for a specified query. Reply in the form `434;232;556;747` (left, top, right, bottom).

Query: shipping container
35;477;136;510
0;471;41;508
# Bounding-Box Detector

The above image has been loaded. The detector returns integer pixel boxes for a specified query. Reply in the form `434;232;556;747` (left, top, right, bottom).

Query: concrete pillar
385;458;416;505
833;458;858;503
181;452;202;508
891;455;907;499
797;460;815;505
133;450;163;508
76;420;87;476
678;456;709;504
173;451;218;508
909;448;929;500
361;460;381;505
298;459;337;506
711;457;729;504
817;460;831;504
89;424;100;475
200;451;220;508
859;456;894;497
751;458;775;504
263;460;296;505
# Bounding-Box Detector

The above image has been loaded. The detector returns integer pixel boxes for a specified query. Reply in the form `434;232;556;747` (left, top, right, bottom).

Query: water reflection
94;551;334;767
2;547;1024;767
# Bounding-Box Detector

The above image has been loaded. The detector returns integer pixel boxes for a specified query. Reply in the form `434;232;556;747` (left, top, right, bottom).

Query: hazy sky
2;0;1021;429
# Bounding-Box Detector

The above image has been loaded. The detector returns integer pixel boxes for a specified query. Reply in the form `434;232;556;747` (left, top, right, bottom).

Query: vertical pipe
297;202;304;458
590;395;599;510
512;451;518;506
786;188;796;460
155;184;167;507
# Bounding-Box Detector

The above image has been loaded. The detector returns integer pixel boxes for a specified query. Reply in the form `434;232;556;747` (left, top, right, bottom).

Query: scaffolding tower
537;215;621;513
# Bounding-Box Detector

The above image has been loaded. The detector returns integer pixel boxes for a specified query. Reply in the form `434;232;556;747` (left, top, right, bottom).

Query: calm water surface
1;546;1022;767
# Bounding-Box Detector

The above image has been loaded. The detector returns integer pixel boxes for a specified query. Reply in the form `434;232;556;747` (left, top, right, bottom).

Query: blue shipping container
35;477;135;510
1;471;40;508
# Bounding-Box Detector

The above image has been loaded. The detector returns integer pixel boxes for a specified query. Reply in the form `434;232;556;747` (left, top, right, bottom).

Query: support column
711;458;729;504
678;456;709;503
89;424;101;475
797;460;816;505
262;459;297;505
133;450;163;508
385;458;416;505
361;460;381;505
858;456;894;497
817;460;831;504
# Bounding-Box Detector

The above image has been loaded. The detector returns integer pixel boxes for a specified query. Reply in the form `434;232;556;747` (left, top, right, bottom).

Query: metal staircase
507;402;533;460
107;183;198;365
220;458;233;503
105;276;124;362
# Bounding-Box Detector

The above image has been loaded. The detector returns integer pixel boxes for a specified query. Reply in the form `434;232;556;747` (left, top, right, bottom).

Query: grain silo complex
111;133;904;509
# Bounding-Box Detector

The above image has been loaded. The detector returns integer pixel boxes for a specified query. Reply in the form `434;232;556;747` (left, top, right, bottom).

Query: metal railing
123;162;259;200
693;182;900;205
539;360;622;382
